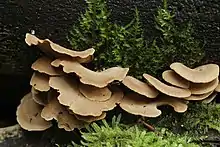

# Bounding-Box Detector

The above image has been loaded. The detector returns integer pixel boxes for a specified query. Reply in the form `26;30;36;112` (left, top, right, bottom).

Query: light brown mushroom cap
75;113;106;123
143;74;191;98
51;59;129;88
122;76;159;98
190;78;219;95
16;93;52;131
31;57;63;76
30;72;50;92
162;70;190;89
170;62;219;83
215;82;220;92
25;33;95;63
119;93;188;117
49;76;124;116
41;94;87;131
79;83;112;102
183;91;213;101
31;87;48;106
202;92;218;104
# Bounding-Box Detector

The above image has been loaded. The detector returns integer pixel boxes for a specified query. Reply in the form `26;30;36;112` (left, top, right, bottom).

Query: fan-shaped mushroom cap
215;82;220;92
202;92;218;104
30;72;50;92
16;93;52;131
79;83;112;102
75;113;106;123
41;95;86;131
49;76;124;116
31;57;63;76
143;74;191;98
189;78;219;95
51;59;129;88
122;76;159;98
119;93;188;117
25;33;95;63
184;91;213;101
31;88;48;106
162;70;190;89
170;62;219;83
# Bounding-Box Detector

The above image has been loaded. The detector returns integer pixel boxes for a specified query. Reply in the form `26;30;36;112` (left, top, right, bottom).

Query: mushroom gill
41;92;87;131
49;76;124;116
122;76;159;98
51;59;129;88
170;62;219;83
143;74;191;98
79;83;112;102
189;78;219;95
162;70;190;89
119;93;188;117
31;57;63;76
30;72;50;92
16;93;52;131
25;33;95;63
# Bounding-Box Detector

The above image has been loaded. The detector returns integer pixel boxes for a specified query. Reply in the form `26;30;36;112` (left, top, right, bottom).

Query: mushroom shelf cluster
16;33;220;132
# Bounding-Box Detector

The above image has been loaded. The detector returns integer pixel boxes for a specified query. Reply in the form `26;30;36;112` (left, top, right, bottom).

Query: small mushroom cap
189;78;219;95
119;93;188;117
25;33;94;63
202;92;218;104
30;72;50;92
122;76;159;98
162;70;190;89
75;113;106;123
215;82;220;92
31;57;63;76
51;59;129;88
49;76;124;116
184;91;213;101
79;83;112;102
31;88;48;106
16;93;52;131
143;74;191;98
41;94;87;131
170;62;219;83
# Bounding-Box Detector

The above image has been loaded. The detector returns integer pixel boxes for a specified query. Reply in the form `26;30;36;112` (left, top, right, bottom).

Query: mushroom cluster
16;33;220;131
119;63;220;117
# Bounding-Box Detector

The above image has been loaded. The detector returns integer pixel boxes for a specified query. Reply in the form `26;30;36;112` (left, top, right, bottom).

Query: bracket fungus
79;83;112;102
202;92;218;104
51;59;129;88
16;93;52;131
31;57;63;76
31;88;48;106
41;96;87;131
74;113;106;123
25;33;95;63
119;93;188;117
143;74;191;98
49;76;124;116
183;91;213;101
122;76;159;98
215;82;220;92
162;70;190;89
30;72;50;92
189;78;219;95
170;62;219;83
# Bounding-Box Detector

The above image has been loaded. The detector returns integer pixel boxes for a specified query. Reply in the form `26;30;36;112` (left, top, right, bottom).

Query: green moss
67;0;205;79
147;101;220;143
68;115;199;147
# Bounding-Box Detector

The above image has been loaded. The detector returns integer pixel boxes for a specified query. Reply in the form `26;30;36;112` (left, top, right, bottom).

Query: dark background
0;0;220;119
